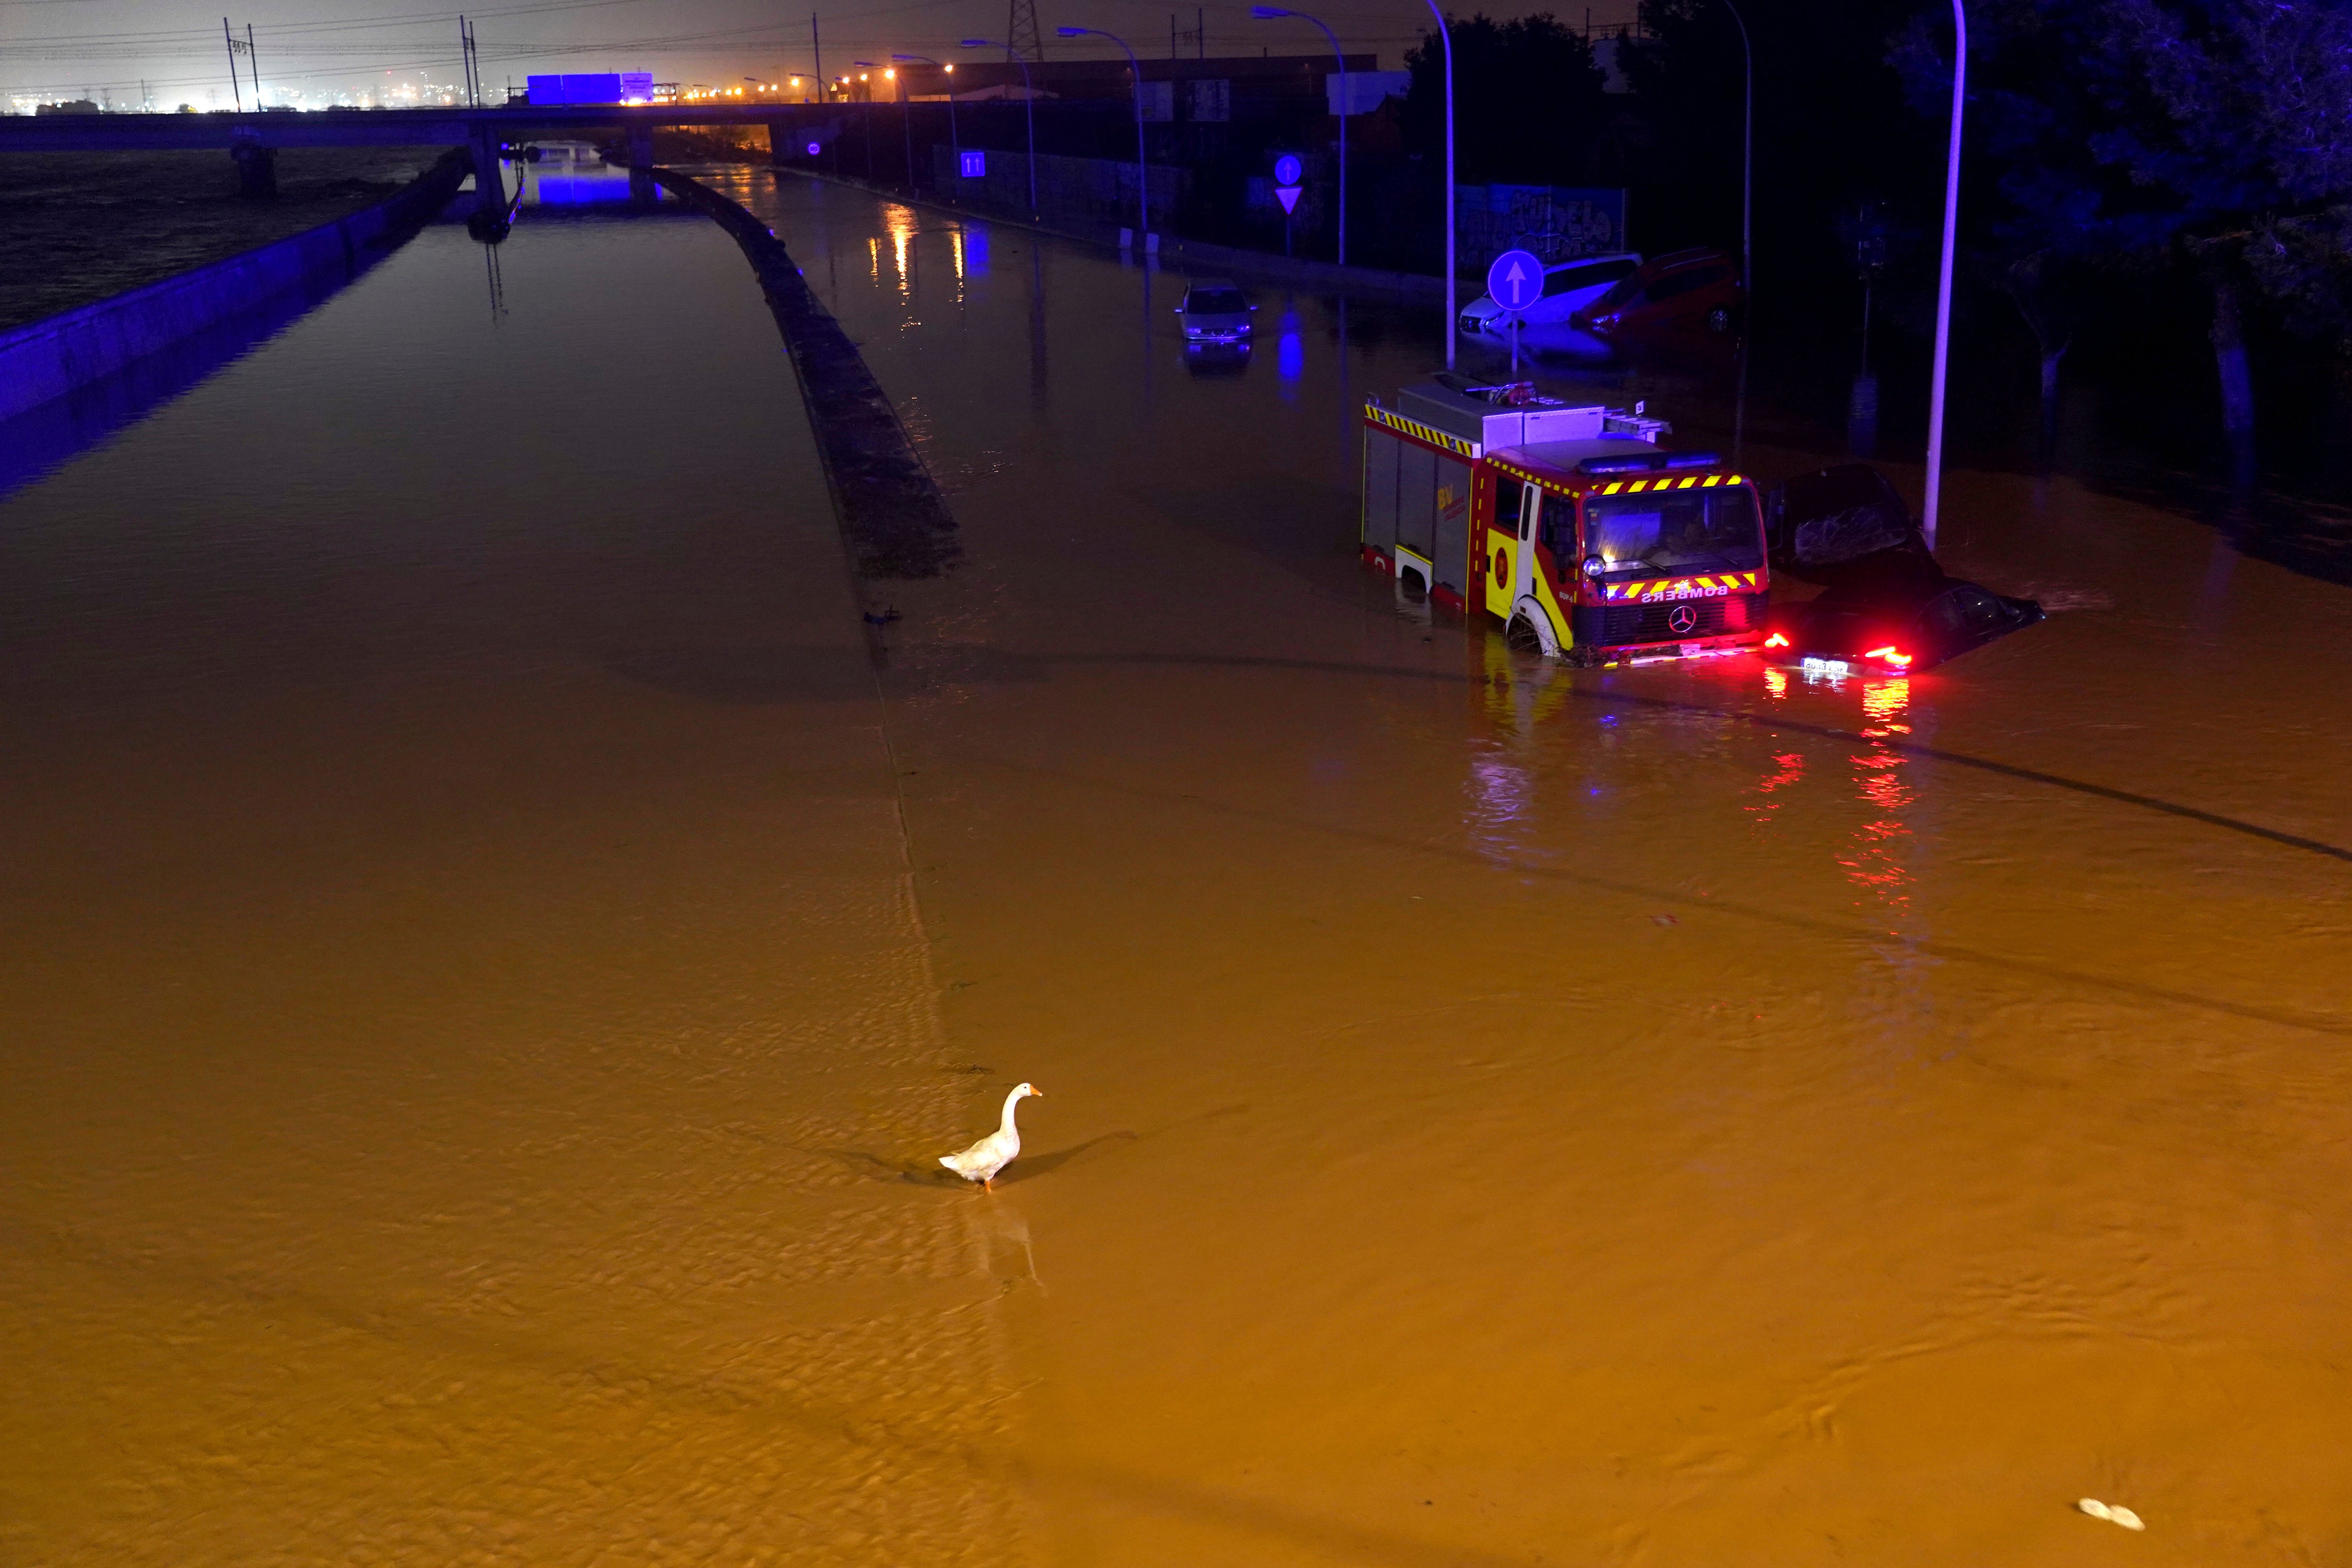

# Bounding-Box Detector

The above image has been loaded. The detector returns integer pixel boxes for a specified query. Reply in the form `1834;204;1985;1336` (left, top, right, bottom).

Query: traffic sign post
1486;248;1543;377
1272;153;1304;258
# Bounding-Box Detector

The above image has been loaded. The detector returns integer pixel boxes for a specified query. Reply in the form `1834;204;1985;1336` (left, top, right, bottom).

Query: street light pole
1059;25;1149;240
893;55;958;193
1250;7;1346;268
1419;0;1455;366
1923;0;1965;549
962;40;1039;220
885;66;912;188
1719;0;1751;305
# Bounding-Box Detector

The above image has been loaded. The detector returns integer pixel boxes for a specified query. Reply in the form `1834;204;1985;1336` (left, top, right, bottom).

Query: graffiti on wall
1455;185;1629;274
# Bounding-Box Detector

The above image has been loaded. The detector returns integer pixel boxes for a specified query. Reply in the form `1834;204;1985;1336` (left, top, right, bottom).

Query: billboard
524;72;649;105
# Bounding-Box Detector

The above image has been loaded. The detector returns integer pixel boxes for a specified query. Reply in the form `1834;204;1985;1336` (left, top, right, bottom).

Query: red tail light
1763;632;1789;649
1863;645;1914;668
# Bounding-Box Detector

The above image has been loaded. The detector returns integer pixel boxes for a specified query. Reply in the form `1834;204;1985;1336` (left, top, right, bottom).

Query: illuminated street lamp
892;53;958;191
876;64;914;188
851;64;879;177
961;39;1039;221
1057;24;1151;239
1248;6;1347;267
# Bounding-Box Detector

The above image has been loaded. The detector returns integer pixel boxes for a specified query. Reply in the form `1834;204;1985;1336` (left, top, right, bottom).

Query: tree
1892;0;2112;454
1905;0;2352;470
1620;0;1939;291
1400;15;1608;186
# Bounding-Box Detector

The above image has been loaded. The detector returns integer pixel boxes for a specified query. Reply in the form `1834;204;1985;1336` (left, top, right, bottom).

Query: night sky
5;0;1642;108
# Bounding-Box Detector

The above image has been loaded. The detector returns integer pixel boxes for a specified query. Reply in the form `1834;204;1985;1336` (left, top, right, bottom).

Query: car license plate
1802;656;1850;676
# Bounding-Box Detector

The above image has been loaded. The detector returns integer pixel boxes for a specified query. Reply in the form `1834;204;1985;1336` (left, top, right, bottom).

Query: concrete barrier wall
931;144;1188;232
0;149;470;425
644;165;957;582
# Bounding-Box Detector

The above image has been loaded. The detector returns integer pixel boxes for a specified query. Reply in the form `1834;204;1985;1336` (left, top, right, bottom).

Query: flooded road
3;169;2350;1566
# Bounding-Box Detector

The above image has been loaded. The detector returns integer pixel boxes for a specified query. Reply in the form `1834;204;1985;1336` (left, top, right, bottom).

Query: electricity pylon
1006;0;1043;60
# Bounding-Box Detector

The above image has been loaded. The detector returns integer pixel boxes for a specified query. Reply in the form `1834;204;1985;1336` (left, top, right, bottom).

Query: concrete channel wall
0;149;471;425
644;164;958;584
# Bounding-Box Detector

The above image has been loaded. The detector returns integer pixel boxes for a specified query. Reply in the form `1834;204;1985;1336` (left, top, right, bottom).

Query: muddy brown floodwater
1;170;2348;1567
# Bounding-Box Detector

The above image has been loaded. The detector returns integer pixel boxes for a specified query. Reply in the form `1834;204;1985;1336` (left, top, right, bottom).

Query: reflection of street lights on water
1057;25;1150;239
960;40;1039;220
1249;6;1346;267
892;55;958;191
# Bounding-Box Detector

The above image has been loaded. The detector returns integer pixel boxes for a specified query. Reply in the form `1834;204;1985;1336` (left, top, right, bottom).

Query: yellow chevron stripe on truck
1598;571;1760;603
1364;403;1481;460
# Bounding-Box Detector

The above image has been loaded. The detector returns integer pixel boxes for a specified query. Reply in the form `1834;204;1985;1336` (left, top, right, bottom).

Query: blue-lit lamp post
1923;0;1964;548
1719;0;1752;305
1420;0;1456;367
892;54;959;191
961;39;1040;221
866;63;913;190
1249;6;1346;268
1058;24;1151;242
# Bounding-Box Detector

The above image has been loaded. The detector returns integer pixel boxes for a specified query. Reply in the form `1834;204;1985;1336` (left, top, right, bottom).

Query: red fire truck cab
1361;374;1770;664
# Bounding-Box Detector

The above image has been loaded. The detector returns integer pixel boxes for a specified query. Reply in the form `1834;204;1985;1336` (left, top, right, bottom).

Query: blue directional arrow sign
1486;248;1545;313
1272;152;1303;215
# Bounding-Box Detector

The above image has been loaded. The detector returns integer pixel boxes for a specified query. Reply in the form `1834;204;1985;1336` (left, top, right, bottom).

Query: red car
1569;247;1743;337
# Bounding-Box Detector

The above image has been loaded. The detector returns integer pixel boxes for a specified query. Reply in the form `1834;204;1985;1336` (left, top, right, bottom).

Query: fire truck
1360;373;1770;664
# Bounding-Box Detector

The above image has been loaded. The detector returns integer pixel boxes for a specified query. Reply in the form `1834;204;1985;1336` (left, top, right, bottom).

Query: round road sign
1272;153;1303;186
1485;248;1546;313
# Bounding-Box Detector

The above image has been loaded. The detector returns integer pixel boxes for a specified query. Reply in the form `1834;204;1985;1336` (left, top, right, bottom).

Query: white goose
940;1082;1042;1191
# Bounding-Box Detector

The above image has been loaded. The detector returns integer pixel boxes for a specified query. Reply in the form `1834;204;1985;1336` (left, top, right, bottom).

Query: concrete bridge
0;104;823;204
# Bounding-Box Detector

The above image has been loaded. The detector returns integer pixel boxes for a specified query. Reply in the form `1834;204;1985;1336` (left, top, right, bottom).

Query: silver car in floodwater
1459;252;1642;334
1175;280;1256;342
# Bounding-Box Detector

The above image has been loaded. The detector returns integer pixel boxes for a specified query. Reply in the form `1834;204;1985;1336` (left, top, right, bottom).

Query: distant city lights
3;47;943;113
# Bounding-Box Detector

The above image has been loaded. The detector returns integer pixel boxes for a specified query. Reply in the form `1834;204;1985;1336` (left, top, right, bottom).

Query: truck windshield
1583;485;1762;573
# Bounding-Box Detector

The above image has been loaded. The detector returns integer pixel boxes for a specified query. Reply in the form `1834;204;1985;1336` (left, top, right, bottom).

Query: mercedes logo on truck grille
1667;605;1699;635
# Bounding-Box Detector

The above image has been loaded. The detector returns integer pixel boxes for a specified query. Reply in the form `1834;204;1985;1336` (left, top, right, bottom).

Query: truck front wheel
1505;603;1560;657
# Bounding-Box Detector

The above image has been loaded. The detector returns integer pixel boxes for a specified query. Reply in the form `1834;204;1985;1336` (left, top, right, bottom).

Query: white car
1175;280;1255;342
1459;252;1642;334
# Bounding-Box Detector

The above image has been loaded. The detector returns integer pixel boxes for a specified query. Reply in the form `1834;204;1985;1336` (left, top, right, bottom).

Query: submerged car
1459;252;1642;335
1764;462;1933;582
1570;247;1743;337
1764;570;2044;674
1174;280;1255;342
1759;461;2043;671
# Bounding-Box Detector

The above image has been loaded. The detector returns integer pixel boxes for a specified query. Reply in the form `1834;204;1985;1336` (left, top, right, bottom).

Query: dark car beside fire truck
1360;374;1770;665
